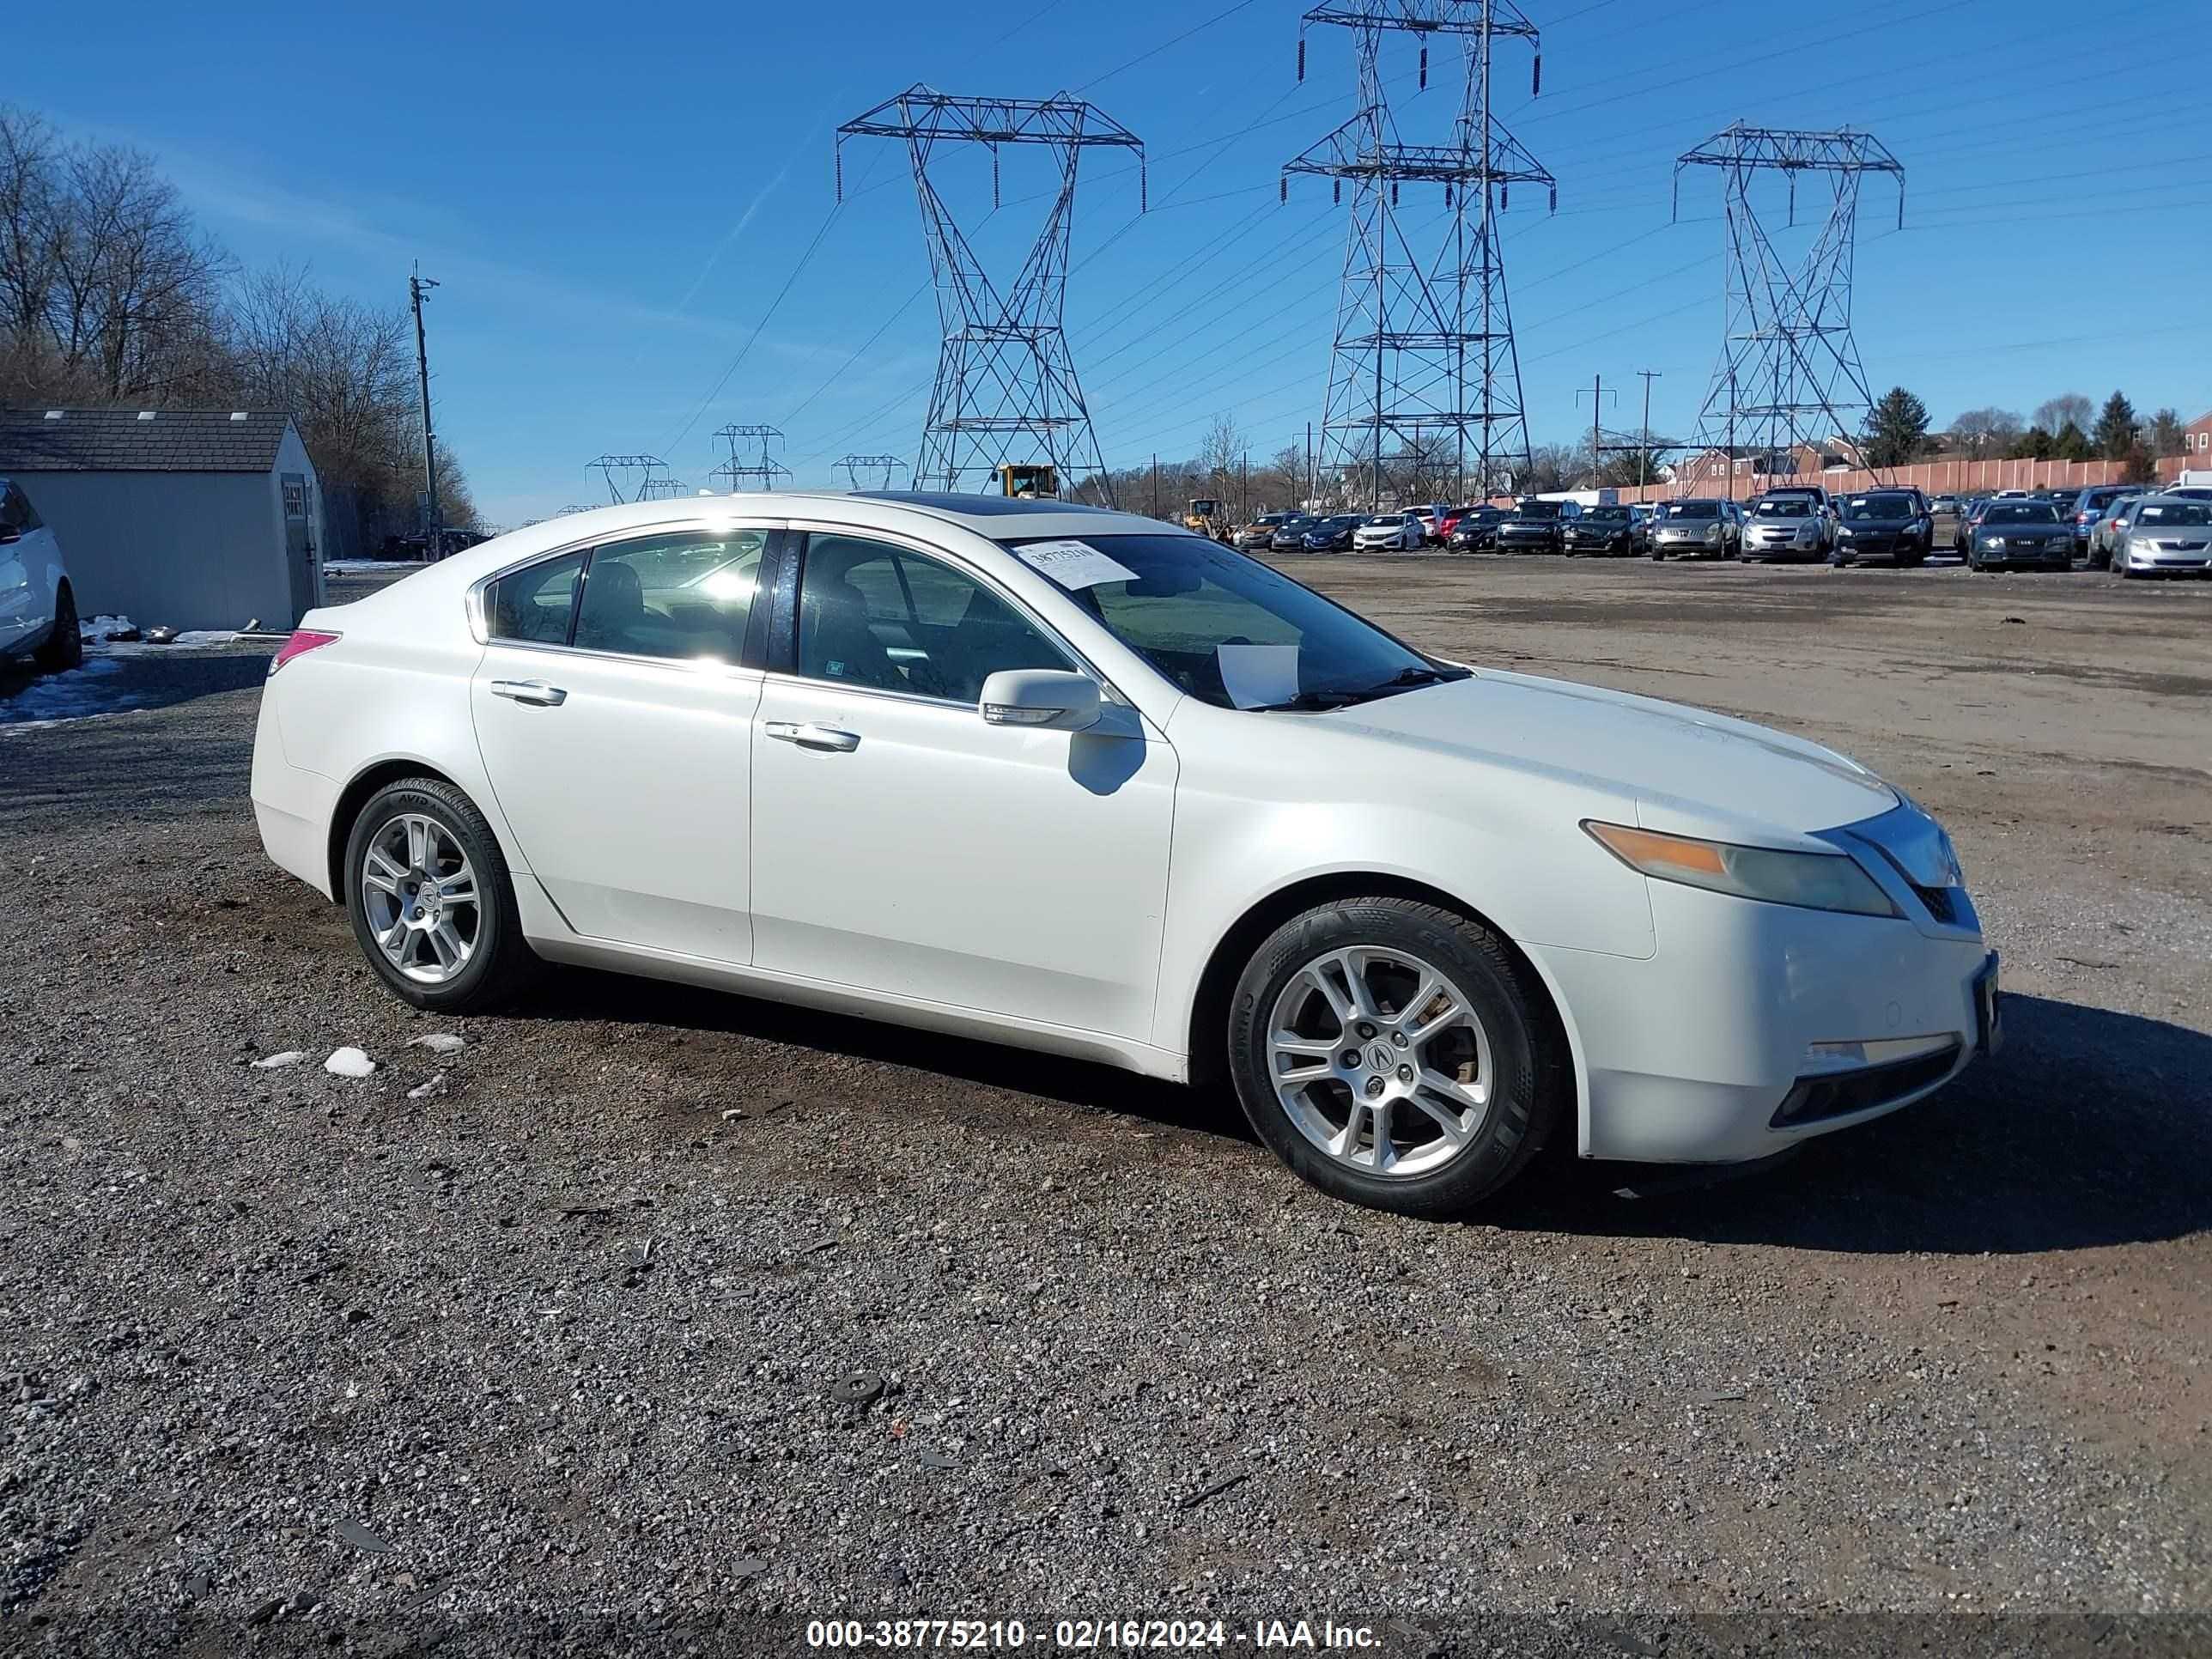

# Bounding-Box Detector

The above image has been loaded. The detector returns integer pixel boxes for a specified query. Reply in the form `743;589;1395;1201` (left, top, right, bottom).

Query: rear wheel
1226;897;1565;1218
33;583;81;673
343;778;543;1012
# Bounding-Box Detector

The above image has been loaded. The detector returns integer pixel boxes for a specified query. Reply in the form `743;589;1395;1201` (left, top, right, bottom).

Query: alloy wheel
1264;946;1494;1179
359;812;481;985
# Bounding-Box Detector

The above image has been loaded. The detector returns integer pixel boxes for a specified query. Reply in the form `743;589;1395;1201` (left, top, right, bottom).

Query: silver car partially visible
2114;496;2212;578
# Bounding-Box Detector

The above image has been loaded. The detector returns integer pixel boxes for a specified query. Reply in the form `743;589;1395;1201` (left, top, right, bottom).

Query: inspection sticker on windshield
1012;539;1138;590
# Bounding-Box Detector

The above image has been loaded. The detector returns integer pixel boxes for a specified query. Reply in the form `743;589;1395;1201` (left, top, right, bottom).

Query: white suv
0;477;80;672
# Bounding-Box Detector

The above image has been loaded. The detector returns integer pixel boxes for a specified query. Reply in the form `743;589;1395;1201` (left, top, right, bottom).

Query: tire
343;777;544;1012
1649;548;1666;561
33;583;81;673
1225;896;1566;1218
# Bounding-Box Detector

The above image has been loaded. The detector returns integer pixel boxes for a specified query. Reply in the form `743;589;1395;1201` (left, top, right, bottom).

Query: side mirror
979;669;1101;732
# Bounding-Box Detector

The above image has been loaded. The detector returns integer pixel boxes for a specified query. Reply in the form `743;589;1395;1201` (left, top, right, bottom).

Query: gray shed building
0;408;325;631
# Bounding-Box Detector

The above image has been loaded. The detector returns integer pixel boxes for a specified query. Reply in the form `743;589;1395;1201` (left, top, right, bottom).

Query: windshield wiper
1249;665;1468;713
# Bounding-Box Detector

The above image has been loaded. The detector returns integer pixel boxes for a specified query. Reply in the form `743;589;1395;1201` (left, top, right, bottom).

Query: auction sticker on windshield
1218;642;1299;710
1012;540;1138;590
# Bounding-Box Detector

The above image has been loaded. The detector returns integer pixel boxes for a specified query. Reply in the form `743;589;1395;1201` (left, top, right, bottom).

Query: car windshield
1663;501;1719;520
1320;516;1359;529
1754;498;1813;518
2136;502;2212;526
1514;502;1562;520
1002;534;1460;712
1585;507;1631;523
1843;494;1916;520
1363;515;1404;526
1984;504;2062;524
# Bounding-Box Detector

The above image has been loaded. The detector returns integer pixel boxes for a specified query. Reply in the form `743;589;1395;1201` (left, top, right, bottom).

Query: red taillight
269;629;340;675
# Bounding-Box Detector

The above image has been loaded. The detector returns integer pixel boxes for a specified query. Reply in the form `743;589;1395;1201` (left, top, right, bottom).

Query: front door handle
489;678;568;707
764;720;860;752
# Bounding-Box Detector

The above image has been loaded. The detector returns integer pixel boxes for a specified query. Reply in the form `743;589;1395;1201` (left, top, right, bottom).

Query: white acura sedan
252;493;1998;1217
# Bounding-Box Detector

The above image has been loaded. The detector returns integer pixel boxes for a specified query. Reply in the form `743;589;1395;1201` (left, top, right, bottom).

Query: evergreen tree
2093;392;2139;461
1862;386;1931;469
2010;427;2054;461
2146;409;2187;457
2053;422;2092;463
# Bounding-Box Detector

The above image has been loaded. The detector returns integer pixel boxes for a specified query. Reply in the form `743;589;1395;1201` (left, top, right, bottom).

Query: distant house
2184;410;2212;462
1674;436;1866;495
0;407;325;631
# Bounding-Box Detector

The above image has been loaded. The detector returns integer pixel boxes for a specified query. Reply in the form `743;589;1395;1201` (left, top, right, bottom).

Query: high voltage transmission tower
837;453;910;490
1674;124;1905;490
636;477;694;501
1285;0;1553;510
587;454;669;503
837;87;1144;502
711;424;793;491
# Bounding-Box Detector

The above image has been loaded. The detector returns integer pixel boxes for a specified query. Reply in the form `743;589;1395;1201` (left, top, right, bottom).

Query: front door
749;529;1177;1041
469;525;771;963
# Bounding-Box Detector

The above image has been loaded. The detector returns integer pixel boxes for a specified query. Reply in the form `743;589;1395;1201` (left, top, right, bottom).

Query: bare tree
2032;393;2094;438
1948;406;2023;460
1197;413;1244;499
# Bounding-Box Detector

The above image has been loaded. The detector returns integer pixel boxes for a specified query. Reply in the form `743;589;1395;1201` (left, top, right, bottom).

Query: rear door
469;521;776;963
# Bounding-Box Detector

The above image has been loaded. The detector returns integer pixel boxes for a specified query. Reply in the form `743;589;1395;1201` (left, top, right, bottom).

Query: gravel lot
2;556;2207;1656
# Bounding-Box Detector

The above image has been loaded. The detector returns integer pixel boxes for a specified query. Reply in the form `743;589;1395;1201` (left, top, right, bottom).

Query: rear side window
487;550;586;645
574;531;764;662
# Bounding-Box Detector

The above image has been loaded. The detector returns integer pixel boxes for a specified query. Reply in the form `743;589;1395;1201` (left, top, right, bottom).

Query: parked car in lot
1649;498;1735;560
1237;513;1292;551
1627;502;1656;552
1300;514;1364;552
1447;506;1509;551
252;493;1998;1218
1562;504;1640;557
2087;497;2137;568
1352;512;1426;551
2112;495;2212;578
1951;497;1991;554
1830;488;1933;568
1966;500;2074;571
1741;492;1835;562
1929;494;1963;517
2063;485;2141;557
0;477;81;672
1493;498;1578;555
1270;516;1321;552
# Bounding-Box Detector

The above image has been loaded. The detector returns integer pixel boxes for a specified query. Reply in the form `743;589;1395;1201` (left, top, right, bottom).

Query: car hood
1313;670;1895;839
1843;515;1917;530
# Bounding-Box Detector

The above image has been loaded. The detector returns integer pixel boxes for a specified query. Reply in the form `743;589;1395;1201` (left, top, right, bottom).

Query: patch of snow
324;1047;377;1079
0;657;143;727
407;1073;448;1102
79;613;139;642
408;1033;466;1054
323;558;422;574
252;1050;307;1070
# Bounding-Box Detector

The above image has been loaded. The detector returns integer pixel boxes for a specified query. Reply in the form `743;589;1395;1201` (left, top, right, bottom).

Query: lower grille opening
1912;884;1959;925
1771;1042;1963;1129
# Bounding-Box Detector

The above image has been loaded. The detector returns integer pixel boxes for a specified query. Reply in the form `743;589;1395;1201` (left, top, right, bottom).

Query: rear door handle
489;678;568;707
764;720;860;752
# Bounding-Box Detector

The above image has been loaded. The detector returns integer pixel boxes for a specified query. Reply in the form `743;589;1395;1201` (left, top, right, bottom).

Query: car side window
794;534;1071;703
575;531;764;662
0;484;23;534
487;550;586;645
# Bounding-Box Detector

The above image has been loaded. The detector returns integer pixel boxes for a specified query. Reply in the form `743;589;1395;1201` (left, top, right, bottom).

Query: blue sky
21;0;2210;524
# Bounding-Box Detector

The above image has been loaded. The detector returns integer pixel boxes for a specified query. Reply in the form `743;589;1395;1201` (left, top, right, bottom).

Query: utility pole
410;263;440;558
1305;422;1313;508
1151;454;1158;520
1576;374;1617;490
1242;451;1249;521
1636;368;1661;493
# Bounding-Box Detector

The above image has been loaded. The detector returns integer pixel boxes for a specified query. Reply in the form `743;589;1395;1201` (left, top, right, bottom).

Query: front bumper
1744;532;1824;559
1528;869;1991;1165
2117;543;2212;574
1972;541;2072;568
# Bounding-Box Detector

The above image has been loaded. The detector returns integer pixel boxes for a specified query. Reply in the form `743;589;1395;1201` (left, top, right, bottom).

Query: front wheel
1226;897;1565;1218
33;583;82;673
343;777;543;1012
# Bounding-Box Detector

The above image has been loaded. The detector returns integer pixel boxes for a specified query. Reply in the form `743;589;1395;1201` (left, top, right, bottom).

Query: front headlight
1984;536;2006;549
1705;524;1722;541
1583;821;1899;918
